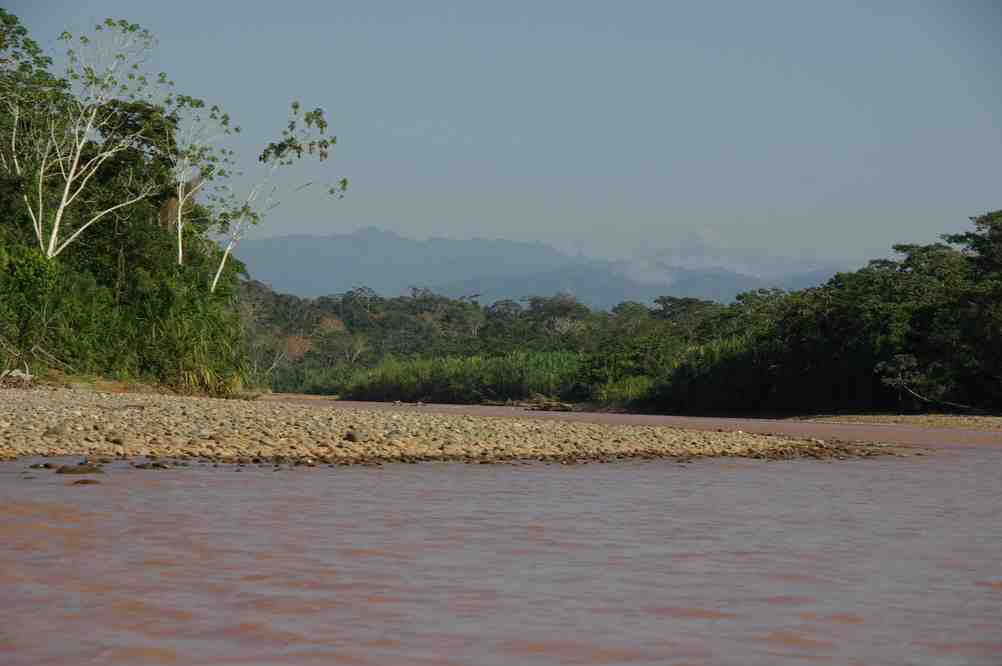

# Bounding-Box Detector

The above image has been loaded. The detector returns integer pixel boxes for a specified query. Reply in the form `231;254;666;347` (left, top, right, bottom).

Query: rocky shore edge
1;387;903;467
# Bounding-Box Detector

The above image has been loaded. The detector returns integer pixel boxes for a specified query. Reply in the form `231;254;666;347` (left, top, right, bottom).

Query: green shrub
591;375;655;405
0;239;249;394
341;351;584;403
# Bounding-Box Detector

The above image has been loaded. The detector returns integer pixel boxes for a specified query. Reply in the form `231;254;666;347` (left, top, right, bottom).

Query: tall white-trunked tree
209;101;347;293
0;19;167;259
160;94;238;265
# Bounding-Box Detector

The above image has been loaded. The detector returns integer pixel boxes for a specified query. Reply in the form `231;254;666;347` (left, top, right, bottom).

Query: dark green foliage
0;11;247;393
251;214;1001;414
648;218;1002;413
0;217;249;393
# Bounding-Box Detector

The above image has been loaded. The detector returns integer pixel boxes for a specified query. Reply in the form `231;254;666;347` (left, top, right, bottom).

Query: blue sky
12;1;1002;266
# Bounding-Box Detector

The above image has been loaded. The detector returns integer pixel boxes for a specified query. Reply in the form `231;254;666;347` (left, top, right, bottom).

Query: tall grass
342;351;585;403
0;246;249;396
590;375;655;404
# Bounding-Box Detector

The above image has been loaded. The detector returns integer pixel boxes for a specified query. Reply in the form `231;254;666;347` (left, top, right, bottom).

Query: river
2;441;1000;665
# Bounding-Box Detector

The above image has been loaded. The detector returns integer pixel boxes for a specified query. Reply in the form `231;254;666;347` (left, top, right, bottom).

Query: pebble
43;424;69;438
0;387;892;467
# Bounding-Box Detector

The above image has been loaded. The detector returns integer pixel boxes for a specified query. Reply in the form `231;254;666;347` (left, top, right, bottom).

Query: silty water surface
1;444;1000;665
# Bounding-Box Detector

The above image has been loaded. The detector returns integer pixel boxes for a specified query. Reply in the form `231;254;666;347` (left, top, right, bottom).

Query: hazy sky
12;1;1002;265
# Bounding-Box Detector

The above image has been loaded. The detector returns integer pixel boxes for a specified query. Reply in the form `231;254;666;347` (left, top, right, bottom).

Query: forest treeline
1;10;999;412
246;210;1001;413
0;11;340;393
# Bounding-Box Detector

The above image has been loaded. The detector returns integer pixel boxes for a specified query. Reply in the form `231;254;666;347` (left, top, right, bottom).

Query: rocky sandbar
0;387;897;465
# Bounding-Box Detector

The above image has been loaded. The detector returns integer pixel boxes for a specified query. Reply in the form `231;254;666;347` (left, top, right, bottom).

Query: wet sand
801;413;1002;431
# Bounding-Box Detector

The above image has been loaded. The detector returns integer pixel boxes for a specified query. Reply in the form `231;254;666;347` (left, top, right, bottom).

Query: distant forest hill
236;227;839;309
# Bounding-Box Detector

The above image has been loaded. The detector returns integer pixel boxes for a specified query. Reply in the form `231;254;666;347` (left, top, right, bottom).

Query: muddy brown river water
2;425;1001;665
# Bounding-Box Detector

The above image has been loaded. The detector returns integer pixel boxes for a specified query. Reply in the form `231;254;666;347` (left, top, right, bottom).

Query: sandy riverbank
0;387;900;465
800;413;1002;431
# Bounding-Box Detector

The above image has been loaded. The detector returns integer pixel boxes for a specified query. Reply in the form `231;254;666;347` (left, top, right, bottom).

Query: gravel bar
0;387;899;465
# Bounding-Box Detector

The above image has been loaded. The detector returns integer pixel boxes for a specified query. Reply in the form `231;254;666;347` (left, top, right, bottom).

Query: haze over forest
13;1;1002;281
236;228;838;308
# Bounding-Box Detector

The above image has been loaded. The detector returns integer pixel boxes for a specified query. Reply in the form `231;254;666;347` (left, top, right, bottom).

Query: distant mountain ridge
432;264;772;308
236;227;839;309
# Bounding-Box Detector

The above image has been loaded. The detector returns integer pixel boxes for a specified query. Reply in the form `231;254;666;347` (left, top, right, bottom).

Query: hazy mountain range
236;227;848;309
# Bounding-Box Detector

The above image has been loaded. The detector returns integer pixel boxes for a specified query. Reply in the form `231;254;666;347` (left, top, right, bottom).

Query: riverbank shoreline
0;387;903;466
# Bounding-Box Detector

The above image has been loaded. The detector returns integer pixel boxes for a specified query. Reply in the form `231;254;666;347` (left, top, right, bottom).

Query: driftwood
520;398;575;412
483;394;576;412
0;368;33;389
